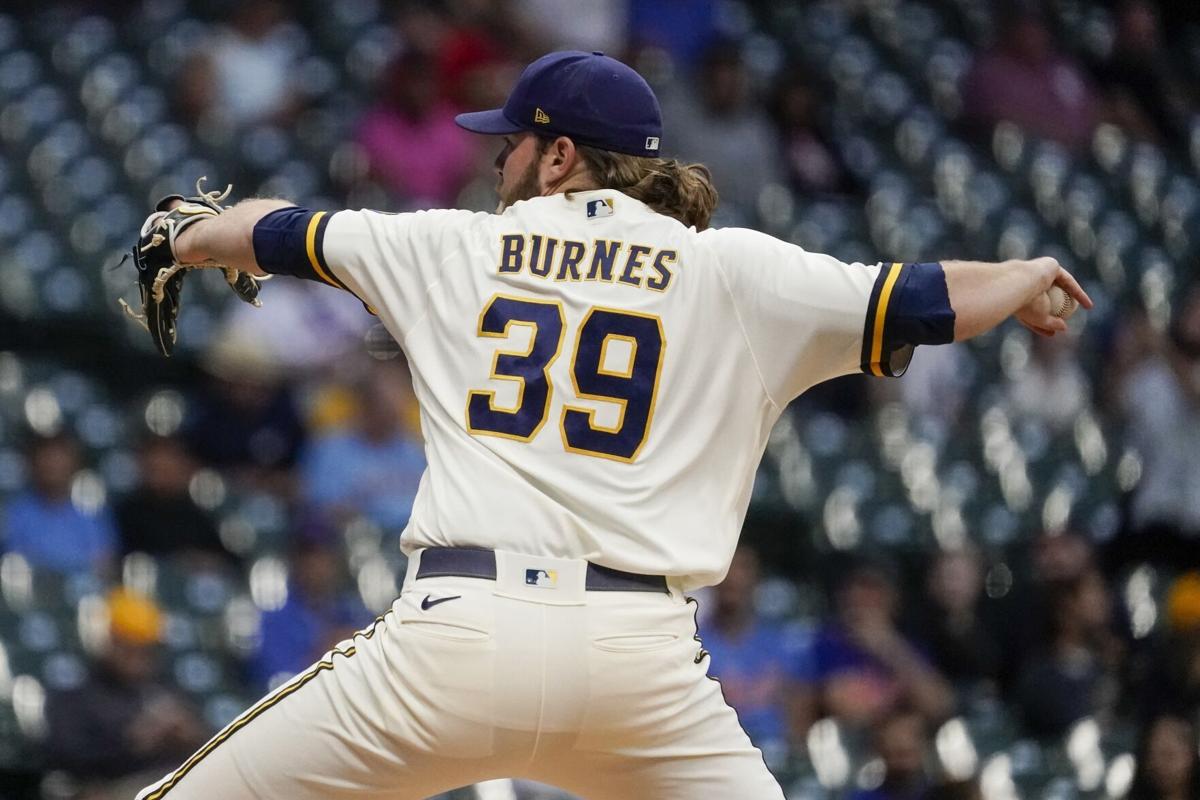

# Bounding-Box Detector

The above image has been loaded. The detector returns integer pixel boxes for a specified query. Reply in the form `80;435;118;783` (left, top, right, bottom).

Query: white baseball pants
136;549;784;799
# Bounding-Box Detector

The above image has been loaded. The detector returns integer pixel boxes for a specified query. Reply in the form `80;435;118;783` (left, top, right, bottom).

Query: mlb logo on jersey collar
525;568;558;588
586;198;615;219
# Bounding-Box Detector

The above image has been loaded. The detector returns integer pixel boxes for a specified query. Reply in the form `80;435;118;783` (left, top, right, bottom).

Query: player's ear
545;136;578;175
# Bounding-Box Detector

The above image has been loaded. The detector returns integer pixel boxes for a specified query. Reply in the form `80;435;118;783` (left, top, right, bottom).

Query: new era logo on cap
534;107;551;124
586;198;614;218
645;136;660;151
525;568;558;588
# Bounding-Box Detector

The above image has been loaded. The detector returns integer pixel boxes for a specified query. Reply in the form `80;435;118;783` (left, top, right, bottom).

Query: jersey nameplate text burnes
497;233;677;292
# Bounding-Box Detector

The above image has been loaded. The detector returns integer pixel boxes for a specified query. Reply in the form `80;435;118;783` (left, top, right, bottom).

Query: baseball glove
119;177;264;357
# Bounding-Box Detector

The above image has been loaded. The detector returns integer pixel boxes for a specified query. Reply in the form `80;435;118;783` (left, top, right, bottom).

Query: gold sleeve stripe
868;262;903;377
141;611;388;799
304;211;340;289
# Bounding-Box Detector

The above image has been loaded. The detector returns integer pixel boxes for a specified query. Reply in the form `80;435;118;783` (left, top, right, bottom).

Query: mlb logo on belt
525;568;558;588
586;198;614;219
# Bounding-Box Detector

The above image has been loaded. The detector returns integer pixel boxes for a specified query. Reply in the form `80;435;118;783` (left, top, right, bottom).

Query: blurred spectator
357;50;479;208
179;0;302;129
115;435;229;567
921;781;982;800
1;433;116;578
665;40;777;222
769;70;855;197
1033;530;1096;584
908;547;1002;701
995;530;1097;691
1135;572;1200;722
1090;1;1196;150
183;327;306;496
1127;714;1200;800
218;281;374;373
795;374;873;422
1115;284;1200;571
515;0;627;54
1015;568;1123;738
250;519;372;690
627;0;720;69
1006;332;1090;434
892;344;972;428
699;546;815;756
961;5;1100;151
438;25;520;114
812;560;954;727
393;1;524;111
850;708;931;800
300;361;425;533
45;590;208;797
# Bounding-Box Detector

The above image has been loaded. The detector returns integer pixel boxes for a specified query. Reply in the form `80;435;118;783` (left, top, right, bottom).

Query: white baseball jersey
309;190;911;590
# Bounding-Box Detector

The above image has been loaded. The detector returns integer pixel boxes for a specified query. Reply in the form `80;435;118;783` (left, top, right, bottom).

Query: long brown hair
534;135;719;230
575;144;719;231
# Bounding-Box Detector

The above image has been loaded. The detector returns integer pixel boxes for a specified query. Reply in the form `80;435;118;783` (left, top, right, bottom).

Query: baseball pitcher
130;51;1091;799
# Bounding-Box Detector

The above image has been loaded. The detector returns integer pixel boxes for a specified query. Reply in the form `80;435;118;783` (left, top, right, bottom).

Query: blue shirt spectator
699;546;815;756
301;431;425;532
301;363;426;533
3;493;117;576
2;434;116;577
250;521;372;690
813;561;953;728
251;587;371;690
702;617;813;746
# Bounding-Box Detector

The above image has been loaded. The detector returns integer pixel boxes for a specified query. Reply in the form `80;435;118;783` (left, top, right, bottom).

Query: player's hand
1014;257;1093;337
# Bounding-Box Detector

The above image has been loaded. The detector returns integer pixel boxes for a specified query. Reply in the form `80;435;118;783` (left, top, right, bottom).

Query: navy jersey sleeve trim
252;207;345;290
253;208;378;316
860;261;955;378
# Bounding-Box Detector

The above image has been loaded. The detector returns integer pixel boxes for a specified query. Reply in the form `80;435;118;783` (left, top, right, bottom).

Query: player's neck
542;170;599;197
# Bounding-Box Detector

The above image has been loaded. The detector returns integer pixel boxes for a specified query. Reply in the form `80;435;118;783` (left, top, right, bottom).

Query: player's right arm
702;228;1091;406
941;256;1090;339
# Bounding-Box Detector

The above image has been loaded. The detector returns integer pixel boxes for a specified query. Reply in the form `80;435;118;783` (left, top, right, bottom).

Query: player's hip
391;547;702;726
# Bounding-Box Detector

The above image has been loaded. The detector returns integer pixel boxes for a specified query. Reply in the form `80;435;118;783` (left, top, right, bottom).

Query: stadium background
0;0;1199;798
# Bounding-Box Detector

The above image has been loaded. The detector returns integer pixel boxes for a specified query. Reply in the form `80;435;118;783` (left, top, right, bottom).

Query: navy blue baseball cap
455;51;663;157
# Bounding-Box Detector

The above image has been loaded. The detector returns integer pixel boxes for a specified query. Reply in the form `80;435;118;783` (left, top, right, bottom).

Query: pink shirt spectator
962;11;1100;151
357;102;477;208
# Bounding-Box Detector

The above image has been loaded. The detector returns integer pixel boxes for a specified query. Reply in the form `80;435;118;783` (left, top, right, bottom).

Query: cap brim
454;109;524;135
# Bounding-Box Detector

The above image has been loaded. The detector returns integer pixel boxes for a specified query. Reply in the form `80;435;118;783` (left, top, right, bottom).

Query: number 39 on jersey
465;294;665;463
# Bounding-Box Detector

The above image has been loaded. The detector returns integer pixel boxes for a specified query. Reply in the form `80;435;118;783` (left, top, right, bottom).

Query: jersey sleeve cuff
860;261;954;377
253;207;345;290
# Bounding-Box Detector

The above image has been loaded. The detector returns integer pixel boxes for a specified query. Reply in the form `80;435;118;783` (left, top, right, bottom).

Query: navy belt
415;547;669;593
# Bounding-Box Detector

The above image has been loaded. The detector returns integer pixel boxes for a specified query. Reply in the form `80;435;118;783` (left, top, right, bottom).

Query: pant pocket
592;632;680;653
399;618;491;642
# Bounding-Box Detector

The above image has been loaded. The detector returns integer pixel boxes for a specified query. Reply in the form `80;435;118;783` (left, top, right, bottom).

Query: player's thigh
529;681;783;800
541;744;783;800
537;598;784;799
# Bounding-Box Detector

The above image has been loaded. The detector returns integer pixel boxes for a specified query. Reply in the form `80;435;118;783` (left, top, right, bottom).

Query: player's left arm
173;197;477;333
